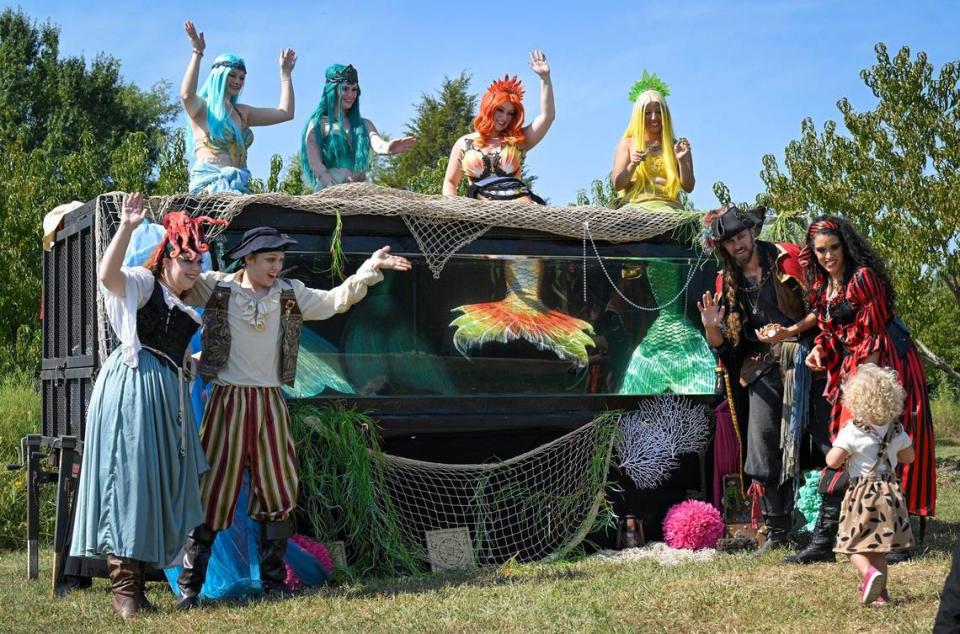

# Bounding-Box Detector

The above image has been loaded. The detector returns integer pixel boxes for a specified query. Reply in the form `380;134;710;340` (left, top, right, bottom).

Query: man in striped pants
176;226;411;606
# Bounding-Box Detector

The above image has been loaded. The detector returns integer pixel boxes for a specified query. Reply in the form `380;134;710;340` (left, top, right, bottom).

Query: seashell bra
460;138;523;182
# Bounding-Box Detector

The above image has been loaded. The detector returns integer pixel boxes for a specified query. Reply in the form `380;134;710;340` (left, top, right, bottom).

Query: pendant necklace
742;271;769;316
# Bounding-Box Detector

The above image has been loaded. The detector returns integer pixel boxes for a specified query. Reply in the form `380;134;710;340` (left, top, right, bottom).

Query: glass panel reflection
281;251;715;398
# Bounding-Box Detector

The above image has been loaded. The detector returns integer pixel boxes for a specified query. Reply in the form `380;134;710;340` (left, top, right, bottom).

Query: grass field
0;447;956;633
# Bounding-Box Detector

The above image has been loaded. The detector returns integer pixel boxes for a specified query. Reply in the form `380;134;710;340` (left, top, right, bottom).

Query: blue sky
17;0;960;207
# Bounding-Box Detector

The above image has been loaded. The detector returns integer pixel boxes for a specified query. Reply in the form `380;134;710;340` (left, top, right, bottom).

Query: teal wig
300;63;371;188
188;53;246;154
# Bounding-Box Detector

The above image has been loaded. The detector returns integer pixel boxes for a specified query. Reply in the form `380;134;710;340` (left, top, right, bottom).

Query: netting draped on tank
378;413;618;566
94;185;701;364
95;184;697;268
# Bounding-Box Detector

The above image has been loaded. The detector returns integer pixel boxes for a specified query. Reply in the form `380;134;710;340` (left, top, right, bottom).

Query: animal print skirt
834;473;914;554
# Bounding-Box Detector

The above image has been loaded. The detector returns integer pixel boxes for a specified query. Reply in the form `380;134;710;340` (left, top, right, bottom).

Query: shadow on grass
303;563;588;601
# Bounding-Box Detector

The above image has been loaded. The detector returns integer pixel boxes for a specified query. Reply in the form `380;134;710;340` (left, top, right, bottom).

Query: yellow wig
620;90;680;203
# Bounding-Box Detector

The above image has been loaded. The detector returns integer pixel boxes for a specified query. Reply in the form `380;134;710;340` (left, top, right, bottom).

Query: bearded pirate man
697;206;830;553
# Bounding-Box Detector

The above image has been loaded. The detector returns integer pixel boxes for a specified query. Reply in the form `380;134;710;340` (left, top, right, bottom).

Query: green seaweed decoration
291;402;421;578
628;70;671;102
328;211;347;283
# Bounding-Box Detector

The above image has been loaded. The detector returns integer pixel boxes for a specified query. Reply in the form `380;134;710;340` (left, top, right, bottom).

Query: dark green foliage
753;43;960;378
0;8;179;376
574;175;617;207
291;403;421;578
376;72;477;191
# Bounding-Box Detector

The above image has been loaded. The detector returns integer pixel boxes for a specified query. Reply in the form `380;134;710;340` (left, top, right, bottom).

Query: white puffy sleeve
100;266;155;368
294;258;384;321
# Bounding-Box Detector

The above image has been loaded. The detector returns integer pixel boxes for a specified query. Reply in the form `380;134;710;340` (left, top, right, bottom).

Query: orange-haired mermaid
443;51;596;367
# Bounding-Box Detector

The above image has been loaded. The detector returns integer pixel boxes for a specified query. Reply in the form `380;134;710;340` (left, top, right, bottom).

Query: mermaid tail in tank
619;259;715;394
282;328;355;398
343;272;456;395
450;258;596;368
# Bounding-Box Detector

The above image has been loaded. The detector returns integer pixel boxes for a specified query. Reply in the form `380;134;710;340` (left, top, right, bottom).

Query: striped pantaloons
198;385;299;531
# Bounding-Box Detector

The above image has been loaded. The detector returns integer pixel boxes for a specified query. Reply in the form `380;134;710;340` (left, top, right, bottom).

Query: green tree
574;175;616;207
0;8;178;375
376;72;477;190
754;43;960;377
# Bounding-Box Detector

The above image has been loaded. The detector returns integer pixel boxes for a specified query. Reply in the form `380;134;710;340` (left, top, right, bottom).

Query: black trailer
27;194;718;587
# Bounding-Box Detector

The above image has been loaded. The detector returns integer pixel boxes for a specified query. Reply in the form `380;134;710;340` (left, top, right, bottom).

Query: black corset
830;299;856;325
136;282;200;368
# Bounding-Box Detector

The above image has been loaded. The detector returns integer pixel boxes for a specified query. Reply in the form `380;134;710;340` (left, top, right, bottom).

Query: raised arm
697;290;727;349
180;21;206;121
365;119;417;156
297;246;410;321
520;50;554;152
100;193;147;297
442;136;468;196
239;48;297;127
675;137;695;193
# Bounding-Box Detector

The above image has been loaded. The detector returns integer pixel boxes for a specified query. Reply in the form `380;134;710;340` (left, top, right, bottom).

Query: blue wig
188;53;247;154
300;63;371;188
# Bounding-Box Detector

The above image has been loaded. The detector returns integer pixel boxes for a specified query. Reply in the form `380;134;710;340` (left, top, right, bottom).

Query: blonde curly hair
842;363;906;426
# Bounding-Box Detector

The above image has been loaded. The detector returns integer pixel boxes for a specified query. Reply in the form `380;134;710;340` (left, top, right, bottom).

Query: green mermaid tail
282;327;355;398
450;258;596;367
343;271;456;395
619;259;715;395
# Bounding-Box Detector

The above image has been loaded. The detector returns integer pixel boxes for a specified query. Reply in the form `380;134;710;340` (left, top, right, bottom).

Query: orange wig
473;75;526;146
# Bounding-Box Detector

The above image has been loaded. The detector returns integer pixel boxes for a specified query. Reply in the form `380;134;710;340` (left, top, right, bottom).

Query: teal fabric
188;162;250;194
70;347;208;569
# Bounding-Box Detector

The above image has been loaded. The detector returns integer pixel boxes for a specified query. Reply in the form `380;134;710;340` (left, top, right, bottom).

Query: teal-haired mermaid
180;20;297;194
301;63;416;190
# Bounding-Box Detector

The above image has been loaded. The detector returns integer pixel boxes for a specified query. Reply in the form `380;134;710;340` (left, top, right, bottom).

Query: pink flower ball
662;500;725;550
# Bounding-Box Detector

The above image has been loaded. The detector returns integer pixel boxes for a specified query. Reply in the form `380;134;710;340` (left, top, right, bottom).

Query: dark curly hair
802;215;895;311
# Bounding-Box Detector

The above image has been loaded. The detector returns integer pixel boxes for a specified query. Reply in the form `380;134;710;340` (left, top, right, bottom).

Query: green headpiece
628;70;670;102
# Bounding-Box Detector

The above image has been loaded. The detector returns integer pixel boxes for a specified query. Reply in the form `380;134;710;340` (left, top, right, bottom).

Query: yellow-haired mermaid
611;72;714;394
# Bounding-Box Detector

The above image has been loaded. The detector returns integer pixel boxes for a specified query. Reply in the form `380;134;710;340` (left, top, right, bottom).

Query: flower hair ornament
628;70;670;102
487;74;525;100
212;59;246;72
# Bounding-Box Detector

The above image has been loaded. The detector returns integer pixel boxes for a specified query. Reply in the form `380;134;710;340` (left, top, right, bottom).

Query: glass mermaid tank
619;258;714;394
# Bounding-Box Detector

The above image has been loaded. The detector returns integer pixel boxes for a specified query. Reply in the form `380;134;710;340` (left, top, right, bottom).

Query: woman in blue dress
69;193;224;618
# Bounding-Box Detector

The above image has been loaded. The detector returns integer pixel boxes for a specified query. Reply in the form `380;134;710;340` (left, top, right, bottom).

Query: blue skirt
189;162;250;194
70;348;208;569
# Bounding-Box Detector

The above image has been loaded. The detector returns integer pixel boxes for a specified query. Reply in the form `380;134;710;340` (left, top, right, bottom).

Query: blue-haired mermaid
612;72;714;395
301;63;416;190
181;20;297;194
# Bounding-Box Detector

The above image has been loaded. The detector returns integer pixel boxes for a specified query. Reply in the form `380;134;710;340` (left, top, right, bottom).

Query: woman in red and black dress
803;216;936;523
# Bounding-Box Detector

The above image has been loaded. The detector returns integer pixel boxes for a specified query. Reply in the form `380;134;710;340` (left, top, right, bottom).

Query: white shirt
101;267;202;368
184;259;383;387
833;421;912;478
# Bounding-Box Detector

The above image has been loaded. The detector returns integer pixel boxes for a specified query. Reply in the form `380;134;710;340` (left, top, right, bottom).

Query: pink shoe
860;566;886;604
872;589;890;606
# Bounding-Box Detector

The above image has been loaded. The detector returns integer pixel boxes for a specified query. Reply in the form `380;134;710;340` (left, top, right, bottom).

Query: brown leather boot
137;563;157;613
106;555;141;619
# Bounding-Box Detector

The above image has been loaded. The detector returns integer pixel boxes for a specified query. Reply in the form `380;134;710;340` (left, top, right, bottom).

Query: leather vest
136;282;200;368
198;281;303;386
